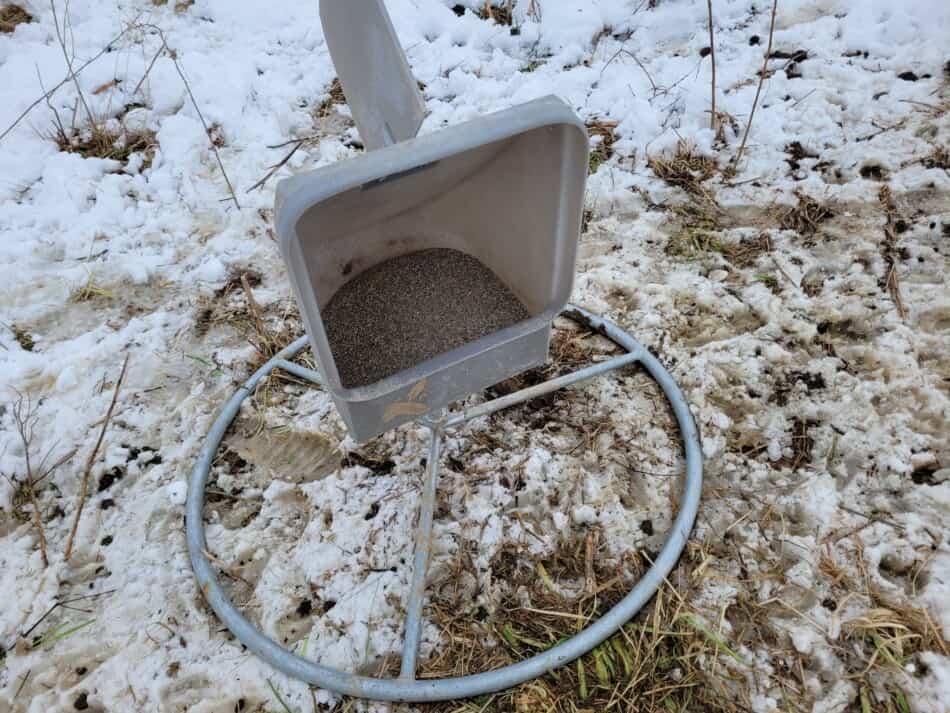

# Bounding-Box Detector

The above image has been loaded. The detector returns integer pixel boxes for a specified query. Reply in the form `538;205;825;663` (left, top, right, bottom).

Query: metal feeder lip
276;0;589;443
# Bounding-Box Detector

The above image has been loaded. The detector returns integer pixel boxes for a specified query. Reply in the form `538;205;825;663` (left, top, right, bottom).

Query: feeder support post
319;0;426;150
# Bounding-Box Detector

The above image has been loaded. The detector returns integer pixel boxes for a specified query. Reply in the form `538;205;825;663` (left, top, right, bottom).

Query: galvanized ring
186;305;702;702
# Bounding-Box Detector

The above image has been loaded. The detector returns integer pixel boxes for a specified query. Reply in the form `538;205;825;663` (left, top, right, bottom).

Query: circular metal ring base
186;305;702;703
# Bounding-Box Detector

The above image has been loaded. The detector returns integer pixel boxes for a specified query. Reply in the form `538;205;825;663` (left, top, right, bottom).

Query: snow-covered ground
1;1;948;711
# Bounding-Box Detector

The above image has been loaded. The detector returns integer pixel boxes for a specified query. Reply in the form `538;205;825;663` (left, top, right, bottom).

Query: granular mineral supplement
322;248;530;388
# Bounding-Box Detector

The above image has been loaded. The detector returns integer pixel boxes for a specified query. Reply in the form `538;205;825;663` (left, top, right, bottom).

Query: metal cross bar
445;350;641;429
271;359;323;385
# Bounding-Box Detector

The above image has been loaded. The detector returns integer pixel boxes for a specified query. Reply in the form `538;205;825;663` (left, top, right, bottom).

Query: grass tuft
665;202;724;258
11;323;35;351
0;3;32;33
50;121;157;169
777;191;833;235
923;144;949;170
648;139;718;196
316;78;347;118
478;1;514;25
587;119;619;174
70;274;114;303
413;532;751;713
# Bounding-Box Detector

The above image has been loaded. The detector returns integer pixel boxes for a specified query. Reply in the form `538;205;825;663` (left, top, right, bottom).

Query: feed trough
276;93;588;442
186;0;702;703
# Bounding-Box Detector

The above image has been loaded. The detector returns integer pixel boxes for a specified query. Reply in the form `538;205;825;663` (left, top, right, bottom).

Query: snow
1;0;948;711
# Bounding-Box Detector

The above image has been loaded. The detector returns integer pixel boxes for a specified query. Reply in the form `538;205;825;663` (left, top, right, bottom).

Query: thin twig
50;0;97;131
790;88;816;109
267;679;295;713
64;355;129;561
131;43;165;98
707;0;717;132
625;49;660;96
878;186;908;320
732;0;778;168
12;394;49;567
13;670;31;701
33;448;78;487
267;134;320;150
771;254;799;291
169;51;240;208
126;23;241;210
0;26;132;143
247;140;303;193
20;589;117;638
37;65;69;144
130;23;240;207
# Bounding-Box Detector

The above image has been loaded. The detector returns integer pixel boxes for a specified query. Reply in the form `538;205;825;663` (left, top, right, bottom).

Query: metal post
399;419;444;679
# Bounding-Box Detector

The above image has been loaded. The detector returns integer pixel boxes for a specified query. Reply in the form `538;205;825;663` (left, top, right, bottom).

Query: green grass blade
679;614;749;666
577;658;588;700
267;678;296;713
35;619;95;648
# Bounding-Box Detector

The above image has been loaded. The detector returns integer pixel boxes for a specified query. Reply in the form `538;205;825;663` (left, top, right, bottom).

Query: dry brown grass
0;3;32;33
240;274;304;372
151;0;194;12
195;268;305;377
11;323;35;351
725;232;773;269
411;532;753;713
648;140;718;196
316;78;347;118
69;272;114;303
50;121;157;168
867;583;949;657
923;144;949;170
478;1;514;25
673;229;774;268
777;191;833;235
664;201;724;258
877;185;908;320
587;119;619;174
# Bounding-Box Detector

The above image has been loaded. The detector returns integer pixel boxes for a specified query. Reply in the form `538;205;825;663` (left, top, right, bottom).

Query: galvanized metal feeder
187;0;702;703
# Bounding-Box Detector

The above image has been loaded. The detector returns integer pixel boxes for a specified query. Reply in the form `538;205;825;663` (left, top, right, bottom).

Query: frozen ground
0;1;948;711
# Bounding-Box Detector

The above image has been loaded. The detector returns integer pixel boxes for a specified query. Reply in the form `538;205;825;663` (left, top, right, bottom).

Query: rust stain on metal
408;378;427;401
384;401;429;422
